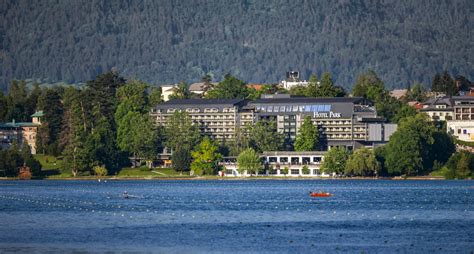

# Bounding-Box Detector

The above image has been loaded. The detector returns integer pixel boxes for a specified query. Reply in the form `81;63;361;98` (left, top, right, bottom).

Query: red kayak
310;192;332;197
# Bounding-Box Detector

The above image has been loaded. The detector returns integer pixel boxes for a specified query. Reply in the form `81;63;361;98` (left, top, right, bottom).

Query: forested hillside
1;0;472;92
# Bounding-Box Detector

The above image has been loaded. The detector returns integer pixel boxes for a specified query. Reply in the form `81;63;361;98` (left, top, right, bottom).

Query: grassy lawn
34;154;69;178
32;155;192;179
34;154;63;170
117;167;189;178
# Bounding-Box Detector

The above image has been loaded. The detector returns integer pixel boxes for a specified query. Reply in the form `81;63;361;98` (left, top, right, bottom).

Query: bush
93;165;108;176
302;165;310;174
281;167;289;175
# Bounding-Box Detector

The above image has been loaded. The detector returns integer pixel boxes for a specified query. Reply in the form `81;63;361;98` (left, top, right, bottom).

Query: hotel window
291;169;300;175
285;106;292;112
268;106;273;112
280;106;285;112
274;106;279;112
167;109;176;113
292;106;298;112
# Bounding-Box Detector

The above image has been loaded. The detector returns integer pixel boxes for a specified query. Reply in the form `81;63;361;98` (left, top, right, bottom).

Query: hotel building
151;95;397;150
0;111;43;154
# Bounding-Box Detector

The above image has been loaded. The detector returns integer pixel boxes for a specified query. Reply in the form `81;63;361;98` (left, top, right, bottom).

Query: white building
279;71;309;90
420;97;454;121
447;96;474;142
161;84;178;102
221;151;333;177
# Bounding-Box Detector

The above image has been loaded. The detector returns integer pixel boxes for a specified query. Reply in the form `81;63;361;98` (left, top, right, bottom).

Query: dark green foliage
443;151;473;179
353;70;387;102
20;142;41;176
247;120;284;153
169;82;193;100
321;147;350;175
392;105;417;123
87;71;126;129
0;143;41;177
404;82;426;102
4;80;29;122
164;111;201;151
37;87;64;155
148;87;163;105
383;114;455;176
206;74;249;99
432;71;457;95
1;1;472;93
172;146;192;172
0;91;7;122
345;147;380;177
237;148;262;175
294;116;320;151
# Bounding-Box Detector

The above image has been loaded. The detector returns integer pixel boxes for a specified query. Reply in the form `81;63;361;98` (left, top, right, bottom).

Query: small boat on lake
310;191;332;197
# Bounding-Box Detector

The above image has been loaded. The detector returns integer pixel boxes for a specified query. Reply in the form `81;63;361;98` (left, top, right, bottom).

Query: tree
294;116;319;151
318;72;345;97
321;147;350;175
87;71;126;129
405;82;426;102
302;165;310;175
440;71;457;96
115;80;149;116
229;127;249;156
345;148;380;176
206;74;249;99
247;120;284;153
117;112;158;164
169;81;193;100
0;91;7;121
37;87;64;155
93;165;108;176
172;146;192;172
444;151;473;179
392;104;417;123
60;88;93;177
237;148;261;175
25;82;42;117
191;137;222;175
384;114;436;176
115;81;159;165
289;85;307;97
5;80;28;122
164;111;201;151
352;70;387;102
0;143;23;177
305;74;319;97
201;74;214;94
148;86;163;105
431;73;442;92
20;142;41;177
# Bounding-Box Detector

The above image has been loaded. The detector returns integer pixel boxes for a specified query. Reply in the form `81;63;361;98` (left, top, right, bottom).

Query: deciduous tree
237;148;261;175
321;147;350;175
294;116;319;151
191;137;222;175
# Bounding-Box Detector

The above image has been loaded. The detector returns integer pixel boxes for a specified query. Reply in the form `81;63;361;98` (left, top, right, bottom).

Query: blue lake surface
0;180;473;253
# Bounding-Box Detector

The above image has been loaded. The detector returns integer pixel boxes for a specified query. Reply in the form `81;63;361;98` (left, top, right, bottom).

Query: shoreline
0;176;454;181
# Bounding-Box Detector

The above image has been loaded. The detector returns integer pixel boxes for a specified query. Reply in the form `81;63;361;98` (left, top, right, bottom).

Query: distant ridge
1;0;472;92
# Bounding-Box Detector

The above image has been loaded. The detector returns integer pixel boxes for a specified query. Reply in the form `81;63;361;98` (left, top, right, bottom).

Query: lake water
0;180;472;253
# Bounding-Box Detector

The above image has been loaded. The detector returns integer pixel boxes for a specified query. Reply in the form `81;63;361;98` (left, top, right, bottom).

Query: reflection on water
0;180;473;253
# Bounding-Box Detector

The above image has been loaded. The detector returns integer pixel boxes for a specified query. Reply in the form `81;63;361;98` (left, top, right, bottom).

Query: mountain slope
1;0;472;92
